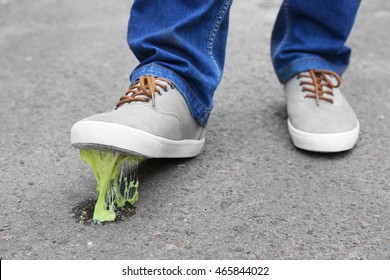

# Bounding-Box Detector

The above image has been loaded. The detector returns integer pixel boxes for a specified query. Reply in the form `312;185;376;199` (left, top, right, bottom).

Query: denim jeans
128;0;360;126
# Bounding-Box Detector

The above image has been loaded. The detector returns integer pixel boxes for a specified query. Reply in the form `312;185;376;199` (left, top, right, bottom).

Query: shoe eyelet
143;99;150;104
164;87;169;92
170;84;175;89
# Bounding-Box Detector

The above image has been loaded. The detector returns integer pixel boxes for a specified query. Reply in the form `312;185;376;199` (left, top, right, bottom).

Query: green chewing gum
80;149;142;222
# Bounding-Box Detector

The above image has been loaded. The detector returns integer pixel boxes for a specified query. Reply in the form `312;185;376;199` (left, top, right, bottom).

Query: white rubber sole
287;119;359;152
71;121;205;158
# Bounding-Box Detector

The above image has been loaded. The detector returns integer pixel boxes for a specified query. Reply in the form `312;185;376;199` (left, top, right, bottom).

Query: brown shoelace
116;75;174;109
298;70;341;106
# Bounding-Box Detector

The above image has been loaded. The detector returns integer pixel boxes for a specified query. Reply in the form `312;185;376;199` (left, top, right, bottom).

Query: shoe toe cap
79;105;183;140
288;103;358;134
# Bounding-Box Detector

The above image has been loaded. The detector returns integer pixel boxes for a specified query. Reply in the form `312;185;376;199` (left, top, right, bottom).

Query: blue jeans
128;0;360;126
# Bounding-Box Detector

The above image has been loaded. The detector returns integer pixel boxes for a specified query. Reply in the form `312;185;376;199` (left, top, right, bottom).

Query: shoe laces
298;70;341;106
116;75;174;109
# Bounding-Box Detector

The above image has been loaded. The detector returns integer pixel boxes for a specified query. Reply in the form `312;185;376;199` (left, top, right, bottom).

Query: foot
71;75;205;158
284;70;359;152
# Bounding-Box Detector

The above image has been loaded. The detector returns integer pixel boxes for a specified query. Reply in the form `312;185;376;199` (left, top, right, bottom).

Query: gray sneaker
71;75;205;158
284;70;359;152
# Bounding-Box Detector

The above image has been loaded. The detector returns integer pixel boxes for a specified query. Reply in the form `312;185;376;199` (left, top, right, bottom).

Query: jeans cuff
275;57;347;84
130;63;210;127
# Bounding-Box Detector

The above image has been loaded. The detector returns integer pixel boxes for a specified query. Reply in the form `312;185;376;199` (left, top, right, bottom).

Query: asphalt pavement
0;0;389;259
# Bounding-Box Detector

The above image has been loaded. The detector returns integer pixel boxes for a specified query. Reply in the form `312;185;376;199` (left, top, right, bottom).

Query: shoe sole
71;121;205;158
287;119;359;152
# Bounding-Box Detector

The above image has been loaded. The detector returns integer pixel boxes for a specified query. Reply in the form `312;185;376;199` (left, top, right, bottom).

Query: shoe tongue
296;71;339;105
154;78;170;88
132;77;169;94
128;78;170;105
298;71;336;91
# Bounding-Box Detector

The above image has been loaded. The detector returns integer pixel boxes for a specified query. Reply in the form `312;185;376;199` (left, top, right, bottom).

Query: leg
128;0;233;126
271;0;361;152
71;0;233;158
271;0;361;83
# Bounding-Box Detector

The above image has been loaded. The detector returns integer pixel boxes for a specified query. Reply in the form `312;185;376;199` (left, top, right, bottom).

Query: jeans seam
207;0;231;82
272;0;290;62
133;63;211;112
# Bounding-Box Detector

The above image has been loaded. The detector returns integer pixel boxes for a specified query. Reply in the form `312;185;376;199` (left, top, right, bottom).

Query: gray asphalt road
1;0;389;259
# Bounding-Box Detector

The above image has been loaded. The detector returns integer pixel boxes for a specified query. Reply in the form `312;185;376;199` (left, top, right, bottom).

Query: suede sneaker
71;75;205;158
284;70;359;152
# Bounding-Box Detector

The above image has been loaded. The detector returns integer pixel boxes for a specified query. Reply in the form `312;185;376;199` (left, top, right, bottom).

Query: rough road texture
0;0;389;259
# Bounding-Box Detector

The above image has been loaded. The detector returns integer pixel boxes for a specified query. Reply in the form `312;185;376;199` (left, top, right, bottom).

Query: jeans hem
276;57;347;84
130;63;210;127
